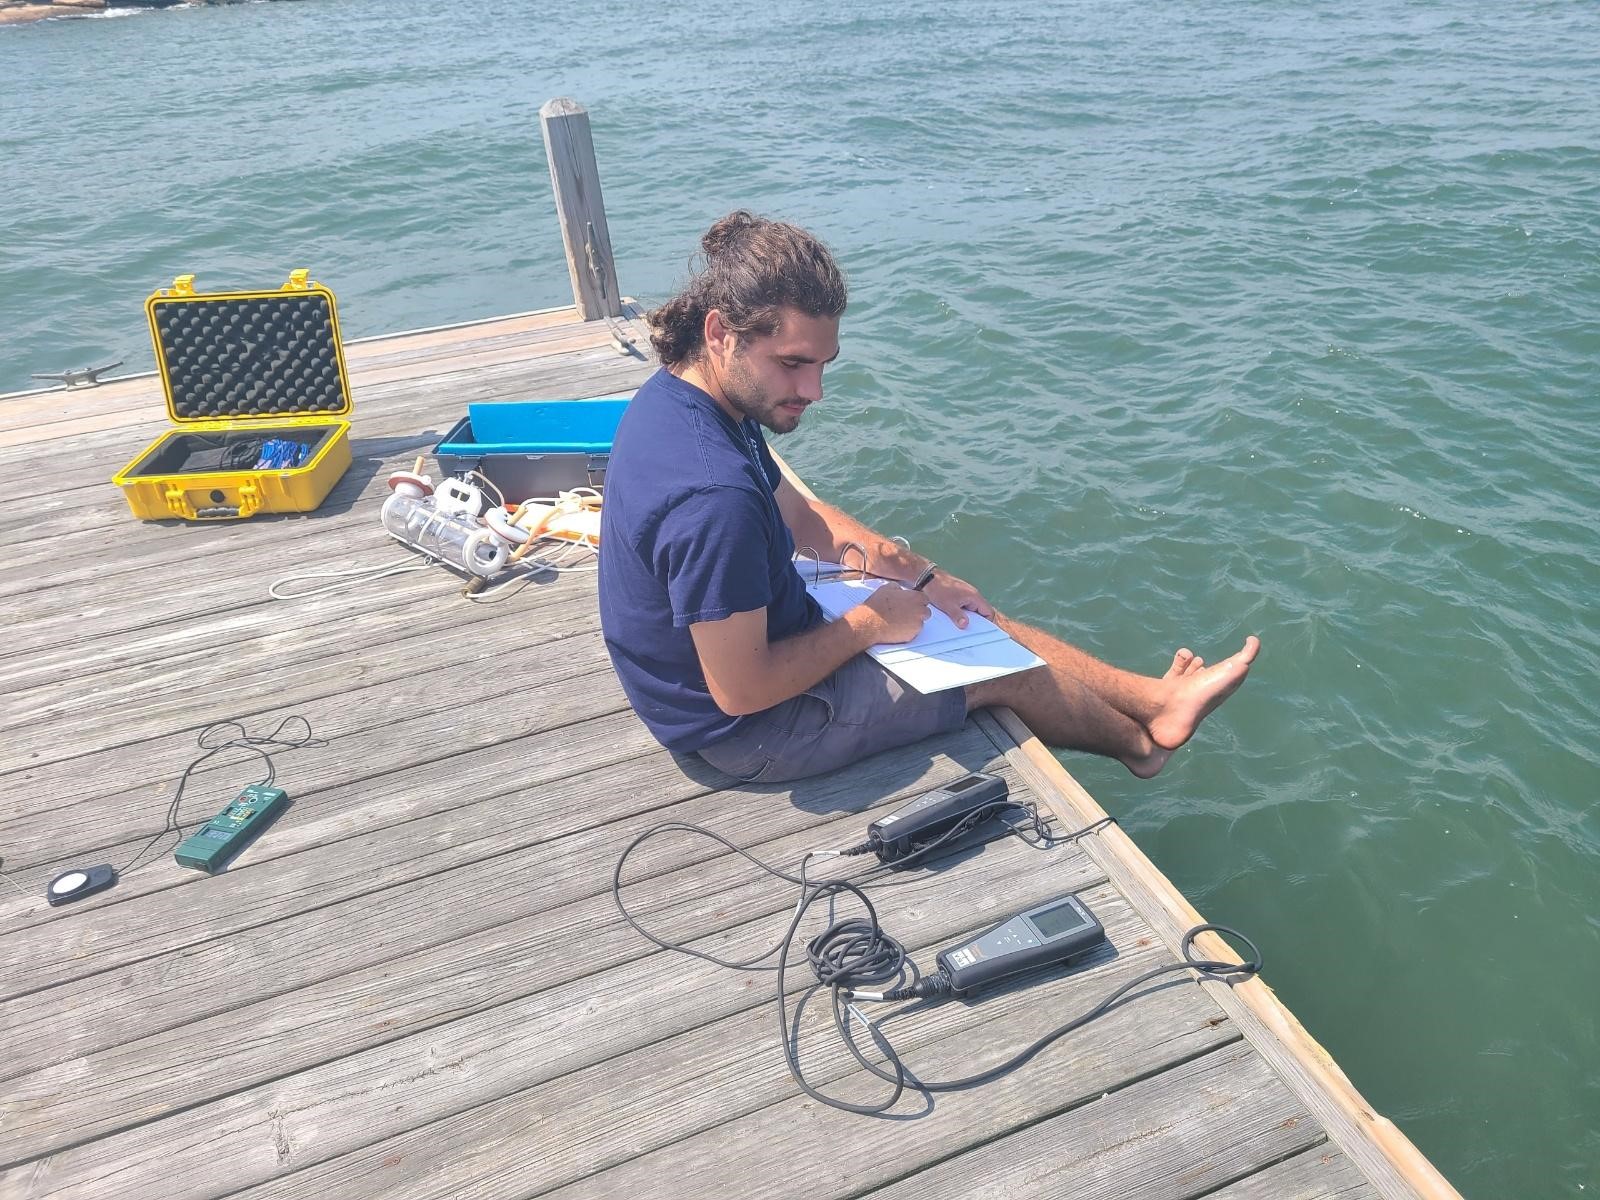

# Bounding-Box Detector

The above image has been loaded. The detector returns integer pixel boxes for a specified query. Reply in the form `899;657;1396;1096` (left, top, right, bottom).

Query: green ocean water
4;1;1597;1193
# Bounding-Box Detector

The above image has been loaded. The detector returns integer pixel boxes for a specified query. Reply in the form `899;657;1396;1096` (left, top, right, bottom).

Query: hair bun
701;210;763;260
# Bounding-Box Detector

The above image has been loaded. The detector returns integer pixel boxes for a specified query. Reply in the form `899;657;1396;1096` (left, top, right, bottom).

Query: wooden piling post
539;98;622;322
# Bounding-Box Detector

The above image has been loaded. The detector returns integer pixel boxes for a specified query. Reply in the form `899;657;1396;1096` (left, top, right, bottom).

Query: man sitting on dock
598;211;1259;784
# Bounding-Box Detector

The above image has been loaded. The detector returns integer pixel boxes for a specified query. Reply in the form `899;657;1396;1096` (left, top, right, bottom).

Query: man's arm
774;473;997;629
690;589;931;716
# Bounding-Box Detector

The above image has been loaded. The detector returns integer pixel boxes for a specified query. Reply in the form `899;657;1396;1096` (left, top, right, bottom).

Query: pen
911;563;938;592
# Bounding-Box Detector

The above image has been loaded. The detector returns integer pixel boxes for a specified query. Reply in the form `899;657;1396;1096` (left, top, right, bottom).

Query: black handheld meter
867;771;1011;863
935;894;1107;996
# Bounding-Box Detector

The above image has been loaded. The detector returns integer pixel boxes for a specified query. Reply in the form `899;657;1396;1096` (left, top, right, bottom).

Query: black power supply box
866;772;1011;864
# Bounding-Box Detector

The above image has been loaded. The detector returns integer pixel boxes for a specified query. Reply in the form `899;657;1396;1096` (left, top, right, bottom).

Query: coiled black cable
119;717;322;875
832;924;1262;1100
610;806;1254;1116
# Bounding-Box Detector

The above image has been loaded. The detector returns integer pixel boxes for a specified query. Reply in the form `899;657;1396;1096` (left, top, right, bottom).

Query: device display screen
1030;900;1089;940
202;828;231;841
947;776;981;792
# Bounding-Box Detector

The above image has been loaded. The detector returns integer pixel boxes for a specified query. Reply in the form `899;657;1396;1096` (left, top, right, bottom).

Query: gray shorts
696;653;968;784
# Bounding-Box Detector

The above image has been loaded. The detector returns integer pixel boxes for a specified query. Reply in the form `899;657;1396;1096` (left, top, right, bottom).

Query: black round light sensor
45;864;118;906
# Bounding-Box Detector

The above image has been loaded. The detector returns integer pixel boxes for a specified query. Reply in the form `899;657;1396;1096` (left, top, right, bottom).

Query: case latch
162;483;196;520
162;482;262;520
169;275;197;298
281;269;312;292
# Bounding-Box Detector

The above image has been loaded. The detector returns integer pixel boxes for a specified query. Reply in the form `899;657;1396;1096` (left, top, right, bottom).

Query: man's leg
965;615;1259;779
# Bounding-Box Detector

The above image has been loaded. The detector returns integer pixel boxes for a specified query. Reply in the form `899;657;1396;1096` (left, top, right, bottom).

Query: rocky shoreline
0;0;297;26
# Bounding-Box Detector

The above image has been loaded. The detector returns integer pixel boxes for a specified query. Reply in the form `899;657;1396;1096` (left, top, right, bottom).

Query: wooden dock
0;300;1458;1199
0;98;1457;1200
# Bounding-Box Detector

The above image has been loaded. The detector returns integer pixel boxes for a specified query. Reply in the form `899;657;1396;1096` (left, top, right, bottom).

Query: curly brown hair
648;211;848;368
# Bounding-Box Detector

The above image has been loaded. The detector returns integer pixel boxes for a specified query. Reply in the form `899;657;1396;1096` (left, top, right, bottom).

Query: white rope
463;537;597;604
268;555;434;601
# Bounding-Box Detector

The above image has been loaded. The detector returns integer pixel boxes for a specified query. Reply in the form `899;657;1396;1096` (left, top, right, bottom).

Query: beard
721;353;808;435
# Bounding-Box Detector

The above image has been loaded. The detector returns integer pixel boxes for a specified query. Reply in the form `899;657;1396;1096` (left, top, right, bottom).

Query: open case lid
145;269;354;424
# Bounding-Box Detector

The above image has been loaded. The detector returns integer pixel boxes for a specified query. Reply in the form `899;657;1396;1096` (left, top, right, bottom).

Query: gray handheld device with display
935;894;1108;996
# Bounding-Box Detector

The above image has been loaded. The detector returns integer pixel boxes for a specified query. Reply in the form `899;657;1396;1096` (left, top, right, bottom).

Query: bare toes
1165;648;1195;679
1185;655;1205;675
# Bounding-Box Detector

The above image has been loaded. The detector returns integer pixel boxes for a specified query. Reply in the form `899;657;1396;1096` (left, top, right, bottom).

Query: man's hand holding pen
911;563;995;631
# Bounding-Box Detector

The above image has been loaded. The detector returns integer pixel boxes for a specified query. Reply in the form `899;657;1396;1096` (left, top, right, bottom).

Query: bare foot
1122;742;1172;780
1147;636;1260;752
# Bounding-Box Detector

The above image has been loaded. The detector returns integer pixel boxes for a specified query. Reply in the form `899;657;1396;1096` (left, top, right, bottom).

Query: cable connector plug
848;971;954;1004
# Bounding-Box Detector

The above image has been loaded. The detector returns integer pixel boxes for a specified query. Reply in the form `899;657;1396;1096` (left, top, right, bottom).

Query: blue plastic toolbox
433;395;630;502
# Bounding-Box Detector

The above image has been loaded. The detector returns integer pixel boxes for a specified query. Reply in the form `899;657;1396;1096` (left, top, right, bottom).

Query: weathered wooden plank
974;708;1458;1200
0;728;1003;1081
226;881;1192;1200
0;612;602;789
0;583;606;857
0;587;603;774
856;1042;1320;1200
0;377;161;431
0;414;579;601
0;702;659;991
0;690;636;932
349;326;637;392
338;309;603;371
342;302;644;374
1;498;498;666
1;559;470;691
0;645;619;883
0;737;1010;1164
1204;1145;1379;1199
518;980;1244;1200
5;783;1066;1194
0;479;600;684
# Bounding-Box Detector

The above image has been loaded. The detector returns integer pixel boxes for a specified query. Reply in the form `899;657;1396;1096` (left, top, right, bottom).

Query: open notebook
801;571;1045;694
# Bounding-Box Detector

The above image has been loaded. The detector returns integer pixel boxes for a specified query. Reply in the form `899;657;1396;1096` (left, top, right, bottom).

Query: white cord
0;858;30;899
463;538;597;604
466;470;508;511
269;555;434;600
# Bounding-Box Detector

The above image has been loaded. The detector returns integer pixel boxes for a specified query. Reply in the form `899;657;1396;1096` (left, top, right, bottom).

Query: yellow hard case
112;270;354;521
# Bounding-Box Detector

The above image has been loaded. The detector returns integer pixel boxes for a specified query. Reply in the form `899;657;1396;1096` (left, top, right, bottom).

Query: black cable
221;437;264;470
611;807;1156;1115
1008;809;1117;849
834;925;1262;1098
118;717;322;875
776;879;914;1114
609;803;1045;971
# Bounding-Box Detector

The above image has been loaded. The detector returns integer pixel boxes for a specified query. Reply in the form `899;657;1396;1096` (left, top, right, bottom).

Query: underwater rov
380;468;510;579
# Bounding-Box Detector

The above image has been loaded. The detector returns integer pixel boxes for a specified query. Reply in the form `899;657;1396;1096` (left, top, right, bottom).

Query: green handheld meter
174;784;288;873
935;894;1107;996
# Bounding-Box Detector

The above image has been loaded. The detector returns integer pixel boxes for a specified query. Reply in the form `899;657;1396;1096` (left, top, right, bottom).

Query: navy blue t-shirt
598;368;822;752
